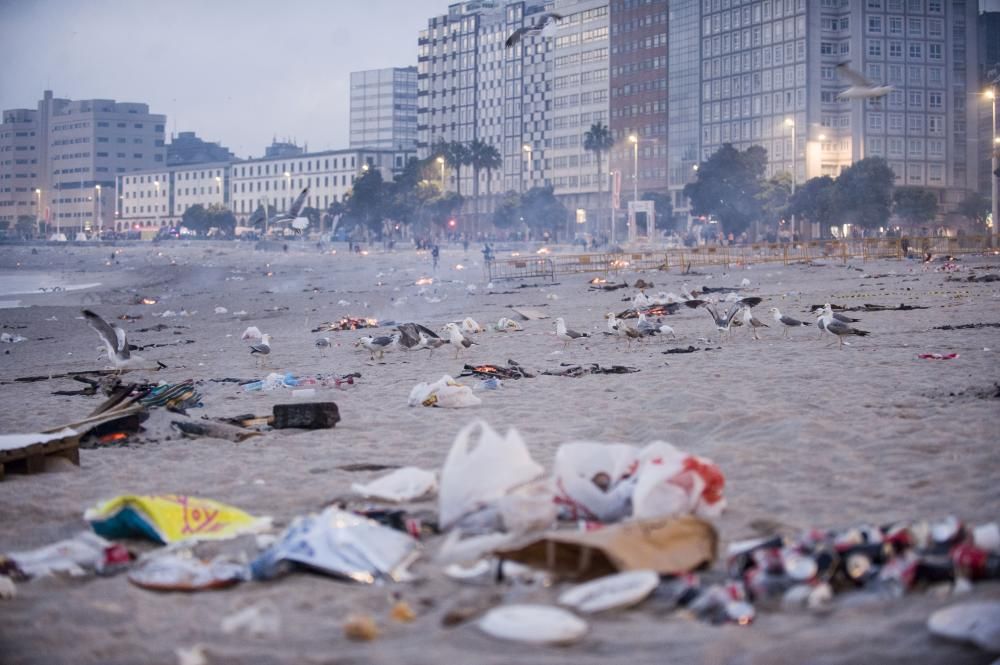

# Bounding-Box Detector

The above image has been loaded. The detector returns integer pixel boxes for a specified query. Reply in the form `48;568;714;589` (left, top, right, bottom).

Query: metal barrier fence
485;236;994;280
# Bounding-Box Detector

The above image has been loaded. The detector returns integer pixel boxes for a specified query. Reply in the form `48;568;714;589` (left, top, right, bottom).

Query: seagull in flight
768;307;812;338
685;297;762;340
443;322;477;358
836;63;892;100
82;309;149;370
554;317;589;347
505;12;562;48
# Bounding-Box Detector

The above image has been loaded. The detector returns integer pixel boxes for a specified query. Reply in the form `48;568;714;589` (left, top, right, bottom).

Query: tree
583;122;614;233
893;187;939;232
956;192;990;229
300;206;321;231
15;215;37;238
435;141;470;197
683;143;767;236
492;191;522;230
640;192;674;232
521;185;568;241
468;139;501;231
789;176;836;233
479;143;502;217
833;157;894;229
757;173;793;229
347;168;387;237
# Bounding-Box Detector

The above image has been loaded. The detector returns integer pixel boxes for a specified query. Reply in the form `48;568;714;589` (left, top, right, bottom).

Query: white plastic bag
553;442;639;522
496;479;559;534
408;375;481;408
438;420;544;530
351;467;438;503
631;442;726;520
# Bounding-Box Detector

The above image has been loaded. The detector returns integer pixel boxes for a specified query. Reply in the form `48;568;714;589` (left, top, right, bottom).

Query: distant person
432;244;440;270
463;236;469;253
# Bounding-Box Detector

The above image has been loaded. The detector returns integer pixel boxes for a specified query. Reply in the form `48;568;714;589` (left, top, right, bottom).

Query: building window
867;40;882;57
908;43;922;60
867;16;882;34
888;16;902;35
888;41;902;58
928;43;942;60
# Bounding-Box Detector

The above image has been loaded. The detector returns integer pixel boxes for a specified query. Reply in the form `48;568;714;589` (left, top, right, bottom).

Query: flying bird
82;309;147;370
505;12;562;48
836;63;892;100
686;297;762;340
768;307;811;337
395;322;440;350
443;322;477;358
554;317;589;347
247;186;310;229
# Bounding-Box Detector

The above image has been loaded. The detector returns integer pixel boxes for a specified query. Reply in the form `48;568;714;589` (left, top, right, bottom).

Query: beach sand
0;241;998;664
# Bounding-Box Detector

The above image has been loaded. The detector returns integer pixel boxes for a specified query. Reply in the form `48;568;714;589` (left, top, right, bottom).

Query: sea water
0;272;101;297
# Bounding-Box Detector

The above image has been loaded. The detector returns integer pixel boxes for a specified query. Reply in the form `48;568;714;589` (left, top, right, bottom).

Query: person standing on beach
432;244;440;271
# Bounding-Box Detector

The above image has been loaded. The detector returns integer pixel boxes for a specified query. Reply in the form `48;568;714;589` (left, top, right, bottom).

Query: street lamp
154;180;161;228
521;144;532;194
215;175;222;204
986;88;998;246
95;184;102;235
785;118;796;239
283;171;291;211
35;188;42;237
629;135;639;205
436;156;445;191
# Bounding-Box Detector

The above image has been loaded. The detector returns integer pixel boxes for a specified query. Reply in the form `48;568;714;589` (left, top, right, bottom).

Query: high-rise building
167;131;235;167
0;108;41;231
0;90;166;234
350;67;419;151
674;0;978;234
976;11;999;206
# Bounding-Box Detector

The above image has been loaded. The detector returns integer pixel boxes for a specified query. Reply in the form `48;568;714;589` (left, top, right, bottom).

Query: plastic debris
85;494;271;545
128;552;247;591
344;614;380;641
478;605;587;645
0;333;27;343
351;467;438;503
438;420;544;531
220;601;281;638
558;570;660;613
927;601;1000;653
408;375;481;408
5;532;116;578
250;507;419;583
918;353;959;360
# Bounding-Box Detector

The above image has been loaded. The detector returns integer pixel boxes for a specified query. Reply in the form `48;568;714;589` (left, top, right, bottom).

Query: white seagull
768;307;812;338
819;305;871;349
505;12;562;48
740;306;769;341
356;334;397;361
836;62;892;100
249;334;272;367
82;309;149;370
443;322;477;358
554;317;589;347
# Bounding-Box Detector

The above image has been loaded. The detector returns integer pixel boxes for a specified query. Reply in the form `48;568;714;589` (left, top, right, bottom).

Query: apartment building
116;163;229;231
350;67;419;151
0;109;41;229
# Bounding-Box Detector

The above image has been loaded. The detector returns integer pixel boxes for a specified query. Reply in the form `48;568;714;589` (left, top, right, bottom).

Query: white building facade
349;67;419;151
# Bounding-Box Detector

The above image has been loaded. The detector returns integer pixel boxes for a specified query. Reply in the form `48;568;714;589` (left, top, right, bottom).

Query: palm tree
444;141;470;198
478;143;502;226
583;122;614;236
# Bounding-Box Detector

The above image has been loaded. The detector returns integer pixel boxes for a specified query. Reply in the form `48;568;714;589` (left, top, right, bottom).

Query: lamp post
785;118;796;239
436;157;445;191
154;180;161;229
35;188;42;238
95;184;102;235
215;176;222;206
987;88;998;247
521;143;532;194
283;171;291;211
628;135;639;205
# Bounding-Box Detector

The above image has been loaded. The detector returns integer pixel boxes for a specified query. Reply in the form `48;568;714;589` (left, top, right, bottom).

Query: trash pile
241;372;361;392
312;317;380;332
459;360;534;380
2;420;997;652
542;363;640;377
409;376;481;408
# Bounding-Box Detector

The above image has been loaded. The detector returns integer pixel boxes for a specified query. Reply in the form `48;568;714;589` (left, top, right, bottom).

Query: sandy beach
0;240;998;664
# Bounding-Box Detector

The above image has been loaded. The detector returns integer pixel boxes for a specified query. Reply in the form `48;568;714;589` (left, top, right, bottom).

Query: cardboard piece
496;515;717;581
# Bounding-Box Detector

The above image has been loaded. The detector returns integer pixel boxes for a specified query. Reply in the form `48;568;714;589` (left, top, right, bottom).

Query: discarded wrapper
85;494;271;545
496;515;718;580
351;467;438;503
408;376;481;408
128;553;247;591
250;507;419;583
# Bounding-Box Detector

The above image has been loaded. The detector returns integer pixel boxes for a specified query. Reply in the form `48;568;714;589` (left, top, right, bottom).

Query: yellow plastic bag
85;494;270;544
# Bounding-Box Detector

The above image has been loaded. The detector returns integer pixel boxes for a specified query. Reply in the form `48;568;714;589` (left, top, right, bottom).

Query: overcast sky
0;0;448;158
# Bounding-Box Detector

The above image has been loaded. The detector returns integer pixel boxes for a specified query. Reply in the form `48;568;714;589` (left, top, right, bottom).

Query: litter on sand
351;467;438;503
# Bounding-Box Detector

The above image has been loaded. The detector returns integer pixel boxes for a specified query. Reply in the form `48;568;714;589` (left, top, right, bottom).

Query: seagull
768;307;812;338
505;12;562;48
554;317;589;347
686;297;763;340
250;334;272;367
395;322;440;350
248;187;310;229
658;323;677;338
606;312;626;338
315;337;331;351
417;332;449;356
819;305;871;349
82;309;148;370
740;306;769;341
356;334;397;361
836;62;892;100
636;312;661;337
443;322;477;358
633;291;652;309
810;305;860;338
606;313;642;350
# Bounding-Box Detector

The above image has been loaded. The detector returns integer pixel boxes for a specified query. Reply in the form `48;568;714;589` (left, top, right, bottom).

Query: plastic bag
631;442;726;520
128;552;247;591
6;532;113;578
438;420;545;530
553;443;639;522
408;375;481;408
496;479;559;534
250;507;419;583
351;467;438;503
85;494;271;545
